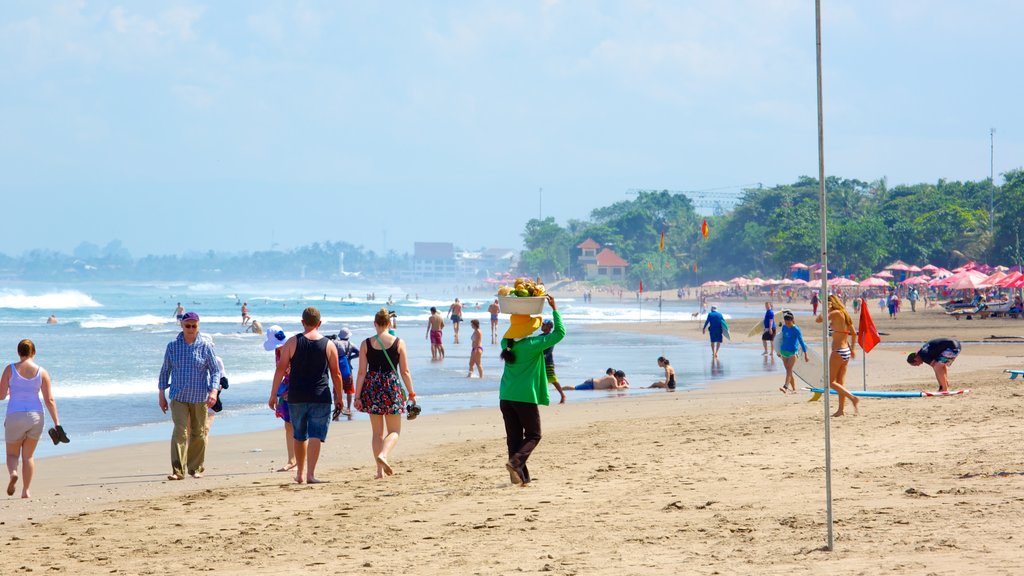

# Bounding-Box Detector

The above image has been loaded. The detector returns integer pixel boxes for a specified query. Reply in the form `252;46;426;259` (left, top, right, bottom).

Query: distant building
413;242;457;279
577;238;628;281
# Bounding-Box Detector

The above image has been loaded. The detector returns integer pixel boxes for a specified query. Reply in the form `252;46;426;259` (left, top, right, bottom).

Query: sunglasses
182;323;199;329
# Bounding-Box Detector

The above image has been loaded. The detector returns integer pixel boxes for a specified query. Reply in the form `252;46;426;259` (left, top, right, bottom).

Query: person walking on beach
336;327;359;418
241;302;250;326
810;292;819;316
906;338;961;392
815;295;859;416
1;339;65;498
776;311;809;394
498;295;564;486
702;305;728;359
447;298;464;344
269;307;344;484
264;326;296;472
158;312;222;480
488;299;501;344
426;307;445;360
173;302;184;325
468;319;484;378
354;308;416;479
761;302;776;356
540;319;566;403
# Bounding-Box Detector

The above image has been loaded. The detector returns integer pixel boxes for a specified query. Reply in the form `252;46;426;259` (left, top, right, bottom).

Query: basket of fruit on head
497;278;547;315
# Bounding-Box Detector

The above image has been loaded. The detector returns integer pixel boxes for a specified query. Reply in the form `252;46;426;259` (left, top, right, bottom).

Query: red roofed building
577;238;628;280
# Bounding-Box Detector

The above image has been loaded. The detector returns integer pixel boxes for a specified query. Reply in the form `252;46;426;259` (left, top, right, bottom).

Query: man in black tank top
269;307;343;484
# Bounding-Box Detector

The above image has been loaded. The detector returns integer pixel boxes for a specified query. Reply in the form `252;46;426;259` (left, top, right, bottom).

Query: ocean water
0;281;776;458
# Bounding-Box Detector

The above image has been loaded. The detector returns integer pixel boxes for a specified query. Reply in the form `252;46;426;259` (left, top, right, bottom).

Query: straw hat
503;314;542;340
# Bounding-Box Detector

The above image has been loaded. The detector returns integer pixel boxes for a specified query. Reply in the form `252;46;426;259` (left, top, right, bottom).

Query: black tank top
288;334;331;403
364;337;401;373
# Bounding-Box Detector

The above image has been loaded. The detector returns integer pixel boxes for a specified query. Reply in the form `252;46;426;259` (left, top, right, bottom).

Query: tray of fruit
497;278;547;315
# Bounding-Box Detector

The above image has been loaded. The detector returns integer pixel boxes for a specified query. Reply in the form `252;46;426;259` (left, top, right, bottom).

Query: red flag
701;219;709;238
858;297;881;353
639;280;644;294
659;230;665;252
692;263;698;273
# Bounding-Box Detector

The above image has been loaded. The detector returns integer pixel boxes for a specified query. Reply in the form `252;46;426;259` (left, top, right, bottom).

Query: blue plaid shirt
158;332;221;404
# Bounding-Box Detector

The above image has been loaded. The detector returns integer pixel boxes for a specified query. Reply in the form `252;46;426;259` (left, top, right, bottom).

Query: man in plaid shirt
158;311;221;480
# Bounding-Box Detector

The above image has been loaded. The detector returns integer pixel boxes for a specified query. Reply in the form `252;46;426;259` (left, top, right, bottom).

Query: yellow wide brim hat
503;314;542;340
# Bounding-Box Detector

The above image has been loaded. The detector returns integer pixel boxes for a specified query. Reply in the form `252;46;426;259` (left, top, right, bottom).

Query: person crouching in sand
499;294;564;486
816;295;859;416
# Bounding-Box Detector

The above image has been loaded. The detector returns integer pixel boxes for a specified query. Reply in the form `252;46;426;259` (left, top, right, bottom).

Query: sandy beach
2;305;1024;575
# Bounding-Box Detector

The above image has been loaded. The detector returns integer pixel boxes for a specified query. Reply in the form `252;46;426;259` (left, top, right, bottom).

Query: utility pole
990;128;996;234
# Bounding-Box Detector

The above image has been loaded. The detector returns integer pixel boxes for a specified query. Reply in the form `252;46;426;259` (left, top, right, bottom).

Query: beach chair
1005;370;1024;380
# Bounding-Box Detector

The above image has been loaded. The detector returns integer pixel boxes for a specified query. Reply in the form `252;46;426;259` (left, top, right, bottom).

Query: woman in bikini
816;295;859;416
649;356;677;390
468;319;484;378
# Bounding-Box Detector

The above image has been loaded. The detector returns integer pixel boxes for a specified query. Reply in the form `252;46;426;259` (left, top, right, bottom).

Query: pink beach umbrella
996;271;1022;287
946;272;991;291
789;262;809;270
983;271;1008;286
901;275;930;285
859;277;890;288
872;270;894;279
921;264;940;272
828;277;859;287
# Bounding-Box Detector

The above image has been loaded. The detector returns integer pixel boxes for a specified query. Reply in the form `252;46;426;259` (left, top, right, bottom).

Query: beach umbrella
872;270;894;279
901;275;930;285
828;277;858;287
921;264;940;272
906;265;923;273
946;273;991;291
885;260;911;271
789;262;809;269
859;277;889;288
983;271;1008;286
996;271;1022;287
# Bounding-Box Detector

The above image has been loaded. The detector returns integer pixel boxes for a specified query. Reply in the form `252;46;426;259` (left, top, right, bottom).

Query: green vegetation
517;171;1023;285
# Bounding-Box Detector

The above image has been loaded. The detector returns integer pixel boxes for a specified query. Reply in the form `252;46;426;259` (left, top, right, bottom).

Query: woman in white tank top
0;338;63;499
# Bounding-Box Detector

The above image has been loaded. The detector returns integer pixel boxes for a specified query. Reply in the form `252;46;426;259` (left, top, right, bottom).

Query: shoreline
2;307;1024;574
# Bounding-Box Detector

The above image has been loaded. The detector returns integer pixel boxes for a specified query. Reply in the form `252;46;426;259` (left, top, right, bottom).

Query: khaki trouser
170;400;208;476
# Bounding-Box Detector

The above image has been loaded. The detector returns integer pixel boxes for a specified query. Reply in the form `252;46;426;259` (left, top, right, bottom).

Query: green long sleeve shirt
499;310;566;406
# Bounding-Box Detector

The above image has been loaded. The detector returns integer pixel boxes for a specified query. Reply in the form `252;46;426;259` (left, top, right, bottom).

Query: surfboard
804;387;971;400
776;328;825;388
747;321;764;337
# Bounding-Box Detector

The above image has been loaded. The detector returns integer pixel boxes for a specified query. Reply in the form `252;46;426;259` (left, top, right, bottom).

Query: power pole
990;128;996;234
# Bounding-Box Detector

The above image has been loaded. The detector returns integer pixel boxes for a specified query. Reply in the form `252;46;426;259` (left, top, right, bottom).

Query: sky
2;1;1021;257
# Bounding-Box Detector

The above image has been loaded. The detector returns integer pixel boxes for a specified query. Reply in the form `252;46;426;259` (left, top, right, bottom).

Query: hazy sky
2;1;1021;257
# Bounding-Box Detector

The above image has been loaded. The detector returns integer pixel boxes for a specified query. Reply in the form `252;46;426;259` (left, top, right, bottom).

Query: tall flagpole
815;0;835;552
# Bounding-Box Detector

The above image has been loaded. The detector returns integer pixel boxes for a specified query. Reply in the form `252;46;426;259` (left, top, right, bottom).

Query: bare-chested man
426;307;445;360
447;298;464;344
487;299;501;344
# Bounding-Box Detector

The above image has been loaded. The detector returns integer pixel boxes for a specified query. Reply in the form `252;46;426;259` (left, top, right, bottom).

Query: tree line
517;170;1024;287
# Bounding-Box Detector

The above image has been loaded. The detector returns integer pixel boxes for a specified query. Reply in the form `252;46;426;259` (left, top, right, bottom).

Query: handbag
374;334;421;420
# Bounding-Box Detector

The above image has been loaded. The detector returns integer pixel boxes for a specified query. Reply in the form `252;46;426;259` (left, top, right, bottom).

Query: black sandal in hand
48;425;71;445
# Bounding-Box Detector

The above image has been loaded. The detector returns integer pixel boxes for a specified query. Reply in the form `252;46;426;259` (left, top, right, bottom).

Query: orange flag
858;297;881;353
659;230;665;252
692;262;698;273
701;219;709;238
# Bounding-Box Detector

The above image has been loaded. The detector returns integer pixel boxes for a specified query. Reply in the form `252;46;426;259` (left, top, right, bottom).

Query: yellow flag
659;231;665;252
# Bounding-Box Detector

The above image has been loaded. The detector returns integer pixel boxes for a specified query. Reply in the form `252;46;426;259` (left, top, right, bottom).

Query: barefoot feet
7;472;17;496
376;455;394;476
276;462;297;472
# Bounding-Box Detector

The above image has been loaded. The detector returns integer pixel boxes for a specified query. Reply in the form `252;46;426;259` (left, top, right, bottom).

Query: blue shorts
289;403;331;442
575;378;595;390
